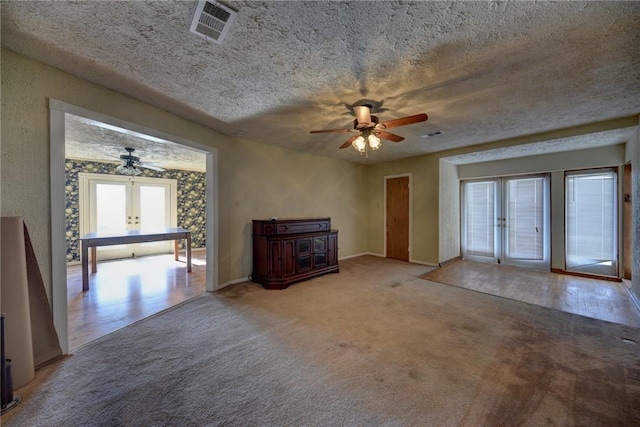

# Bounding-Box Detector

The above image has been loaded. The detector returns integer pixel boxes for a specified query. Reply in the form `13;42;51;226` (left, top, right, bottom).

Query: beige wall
1;49;368;298
366;155;441;263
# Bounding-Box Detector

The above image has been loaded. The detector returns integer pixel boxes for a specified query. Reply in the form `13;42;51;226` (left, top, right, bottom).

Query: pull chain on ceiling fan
310;104;428;157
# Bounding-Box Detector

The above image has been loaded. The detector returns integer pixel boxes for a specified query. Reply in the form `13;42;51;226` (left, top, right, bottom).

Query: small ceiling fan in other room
310;104;428;156
115;147;165;176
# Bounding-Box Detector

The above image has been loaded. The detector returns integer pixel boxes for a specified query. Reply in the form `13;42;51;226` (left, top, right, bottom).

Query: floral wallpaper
65;159;206;262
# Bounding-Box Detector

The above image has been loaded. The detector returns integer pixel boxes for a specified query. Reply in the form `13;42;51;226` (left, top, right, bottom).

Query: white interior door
462;175;550;270
81;174;177;261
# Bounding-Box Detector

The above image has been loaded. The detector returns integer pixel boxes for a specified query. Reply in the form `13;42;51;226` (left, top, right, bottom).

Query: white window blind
506;177;544;260
566;170;617;276
465;181;496;257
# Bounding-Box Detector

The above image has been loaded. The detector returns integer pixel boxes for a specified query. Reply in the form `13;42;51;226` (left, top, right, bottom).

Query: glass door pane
91;181;132;260
139;185;167;232
503;176;549;270
134;183;171;256
566;170;617;276
462;180;500;263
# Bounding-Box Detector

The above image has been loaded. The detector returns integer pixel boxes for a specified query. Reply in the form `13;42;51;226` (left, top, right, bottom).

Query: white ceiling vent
190;1;237;44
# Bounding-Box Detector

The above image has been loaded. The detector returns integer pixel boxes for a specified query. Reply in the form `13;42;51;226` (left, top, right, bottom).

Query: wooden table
80;228;192;291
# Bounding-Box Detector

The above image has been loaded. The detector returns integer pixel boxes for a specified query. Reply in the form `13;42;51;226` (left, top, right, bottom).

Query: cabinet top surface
252;218;330;223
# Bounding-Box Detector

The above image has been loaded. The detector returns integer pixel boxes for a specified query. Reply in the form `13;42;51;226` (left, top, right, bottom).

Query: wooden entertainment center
252;218;339;289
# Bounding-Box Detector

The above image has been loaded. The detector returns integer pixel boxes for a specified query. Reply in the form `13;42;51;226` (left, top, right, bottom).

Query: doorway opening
461;174;551;271
50;99;218;353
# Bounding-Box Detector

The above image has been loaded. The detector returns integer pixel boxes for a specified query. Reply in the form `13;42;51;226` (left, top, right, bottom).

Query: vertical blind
566;170;617;275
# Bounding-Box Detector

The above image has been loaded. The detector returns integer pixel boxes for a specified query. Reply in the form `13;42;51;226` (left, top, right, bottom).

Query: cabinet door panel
283;239;296;276
297;238;312;255
268;240;282;277
298;255;312;272
314;252;327;268
313;236;327;252
328;233;338;265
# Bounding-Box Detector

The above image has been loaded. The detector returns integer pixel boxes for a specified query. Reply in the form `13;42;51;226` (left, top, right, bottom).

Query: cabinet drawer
253;218;331;236
276;220;330;235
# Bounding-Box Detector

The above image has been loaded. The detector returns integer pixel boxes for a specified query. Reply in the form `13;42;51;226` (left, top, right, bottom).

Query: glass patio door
565;169;617;276
82;174;176;261
462;175;550;270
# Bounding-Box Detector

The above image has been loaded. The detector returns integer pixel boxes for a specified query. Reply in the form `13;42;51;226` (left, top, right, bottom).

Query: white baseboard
410;259;439;267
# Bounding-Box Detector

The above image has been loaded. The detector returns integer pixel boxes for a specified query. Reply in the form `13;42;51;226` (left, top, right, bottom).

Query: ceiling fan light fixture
368;134;381;150
116;163;142;176
352;135;366;153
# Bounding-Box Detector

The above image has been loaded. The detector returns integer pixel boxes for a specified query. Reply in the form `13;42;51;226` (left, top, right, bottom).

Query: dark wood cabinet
252;218;339;289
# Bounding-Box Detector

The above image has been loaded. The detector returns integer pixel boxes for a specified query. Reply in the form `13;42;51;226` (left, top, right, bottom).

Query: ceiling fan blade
310;129;351;134
340;135;360;149
353;105;372;125
380;113;428;129
138;162;165;172
376;131;404;143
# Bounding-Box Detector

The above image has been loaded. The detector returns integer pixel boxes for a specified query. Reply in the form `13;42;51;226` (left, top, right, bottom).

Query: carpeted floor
3;256;640;426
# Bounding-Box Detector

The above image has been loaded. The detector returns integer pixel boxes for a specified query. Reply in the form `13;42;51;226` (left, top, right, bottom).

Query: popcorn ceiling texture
2;1;639;165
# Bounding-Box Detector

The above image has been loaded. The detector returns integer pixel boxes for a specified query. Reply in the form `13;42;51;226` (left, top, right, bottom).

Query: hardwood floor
421;260;640;327
67;251;206;350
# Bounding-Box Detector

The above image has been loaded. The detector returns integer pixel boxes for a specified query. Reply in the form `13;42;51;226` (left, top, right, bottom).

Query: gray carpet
4;256;640;426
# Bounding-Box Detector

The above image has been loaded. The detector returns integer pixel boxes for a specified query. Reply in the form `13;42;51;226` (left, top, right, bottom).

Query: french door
80;174;177;261
462;174;550;270
565;169;617;276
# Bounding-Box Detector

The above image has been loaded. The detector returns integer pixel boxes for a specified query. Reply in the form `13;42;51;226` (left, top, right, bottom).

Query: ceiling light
352;135;366;153
116;163;142;176
368;134;381;150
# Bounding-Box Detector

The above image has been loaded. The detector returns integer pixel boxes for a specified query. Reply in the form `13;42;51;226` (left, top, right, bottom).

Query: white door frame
50;99;219;354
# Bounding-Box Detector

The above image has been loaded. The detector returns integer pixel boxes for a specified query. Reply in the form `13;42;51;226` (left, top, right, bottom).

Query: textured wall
438;160;460;263
64;159;206;262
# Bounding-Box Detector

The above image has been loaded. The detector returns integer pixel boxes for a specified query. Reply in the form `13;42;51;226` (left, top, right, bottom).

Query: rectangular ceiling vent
190;1;237;44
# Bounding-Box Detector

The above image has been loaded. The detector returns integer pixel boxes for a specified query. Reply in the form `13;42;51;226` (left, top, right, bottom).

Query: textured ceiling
2;1;639;167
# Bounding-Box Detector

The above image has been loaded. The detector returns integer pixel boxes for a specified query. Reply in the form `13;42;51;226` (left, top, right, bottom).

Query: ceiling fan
310;104;428;155
115;147;165;176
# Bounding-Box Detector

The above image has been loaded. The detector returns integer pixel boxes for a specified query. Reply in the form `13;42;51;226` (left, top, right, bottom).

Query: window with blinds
565;169;617;276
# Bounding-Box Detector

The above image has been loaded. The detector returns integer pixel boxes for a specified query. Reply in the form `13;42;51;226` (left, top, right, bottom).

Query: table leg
174;240;179;261
82;242;89;291
91;247;97;274
186;233;192;273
